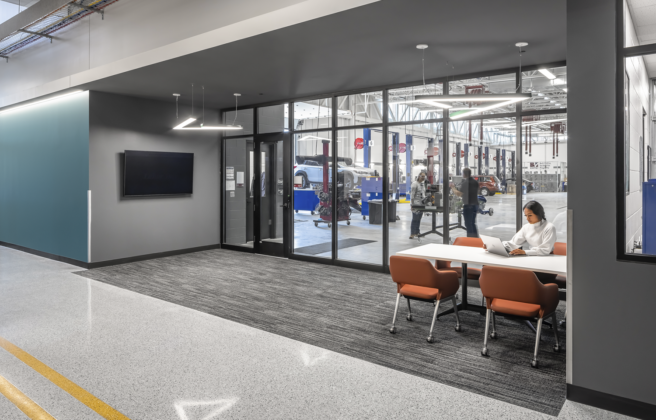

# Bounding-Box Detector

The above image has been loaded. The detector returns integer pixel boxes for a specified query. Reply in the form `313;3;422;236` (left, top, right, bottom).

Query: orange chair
479;266;561;368
389;256;462;343
552;242;567;289
435;237;484;280
552;242;567;326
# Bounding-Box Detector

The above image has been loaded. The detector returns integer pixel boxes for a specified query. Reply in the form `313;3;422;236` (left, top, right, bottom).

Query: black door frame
221;60;567;272
254;132;291;258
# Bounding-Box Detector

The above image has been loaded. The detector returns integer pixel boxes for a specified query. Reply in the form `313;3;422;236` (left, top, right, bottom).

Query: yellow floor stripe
0;336;130;420
0;374;55;420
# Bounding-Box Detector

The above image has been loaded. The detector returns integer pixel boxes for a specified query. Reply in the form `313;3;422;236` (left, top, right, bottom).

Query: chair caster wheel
490;332;497;339
295;210;299;213
311;211;315;215
406;314;413;321
362;216;366;220
328;223;332;228
454;325;461;332
553;344;560;352
481;348;489;357
531;360;539;368
389;327;397;334
559;320;566;328
426;336;434;343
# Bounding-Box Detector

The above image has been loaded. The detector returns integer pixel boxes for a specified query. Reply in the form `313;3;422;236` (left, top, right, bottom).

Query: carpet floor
76;249;566;416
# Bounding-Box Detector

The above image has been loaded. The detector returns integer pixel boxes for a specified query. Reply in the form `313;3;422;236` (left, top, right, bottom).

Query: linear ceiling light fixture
412;42;531;119
173;88;242;131
414;94;532;120
0;90;86;115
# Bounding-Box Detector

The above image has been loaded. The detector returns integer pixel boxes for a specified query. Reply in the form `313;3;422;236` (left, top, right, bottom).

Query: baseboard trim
0;241;87;268
567;384;656;419
0;241;221;270
88;244;221;269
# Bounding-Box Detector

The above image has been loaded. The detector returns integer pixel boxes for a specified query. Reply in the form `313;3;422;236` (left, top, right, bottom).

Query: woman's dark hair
523;200;546;221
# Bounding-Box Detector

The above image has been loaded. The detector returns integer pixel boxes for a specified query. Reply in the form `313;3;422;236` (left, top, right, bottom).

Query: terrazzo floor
0;246;634;419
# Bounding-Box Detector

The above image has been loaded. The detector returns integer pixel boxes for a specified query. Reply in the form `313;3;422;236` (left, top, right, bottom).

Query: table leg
461;263;468;310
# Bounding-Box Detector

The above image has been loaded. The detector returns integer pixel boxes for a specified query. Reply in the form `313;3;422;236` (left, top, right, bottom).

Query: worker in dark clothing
453;167;479;237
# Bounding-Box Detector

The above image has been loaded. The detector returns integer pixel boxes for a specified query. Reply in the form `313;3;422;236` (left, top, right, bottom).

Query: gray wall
89;92;220;263
224;138;250;245
568;0;656;405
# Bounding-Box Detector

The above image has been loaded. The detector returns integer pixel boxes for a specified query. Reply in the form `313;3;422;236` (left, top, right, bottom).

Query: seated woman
502;200;558;284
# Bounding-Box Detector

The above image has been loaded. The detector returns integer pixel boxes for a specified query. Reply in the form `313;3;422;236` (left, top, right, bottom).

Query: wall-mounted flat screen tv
124;150;194;196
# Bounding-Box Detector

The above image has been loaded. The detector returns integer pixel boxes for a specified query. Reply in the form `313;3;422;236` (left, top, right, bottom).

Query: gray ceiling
82;0;566;111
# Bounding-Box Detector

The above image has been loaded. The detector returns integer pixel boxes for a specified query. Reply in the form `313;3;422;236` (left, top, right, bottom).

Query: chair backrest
479;266;545;306
453;237;484;248
553;242;567;256
390;256;440;289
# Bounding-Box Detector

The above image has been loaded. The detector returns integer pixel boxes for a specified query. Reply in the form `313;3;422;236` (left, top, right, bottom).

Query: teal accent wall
0;92;89;263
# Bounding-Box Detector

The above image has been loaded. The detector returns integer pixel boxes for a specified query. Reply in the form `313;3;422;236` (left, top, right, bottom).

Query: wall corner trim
567;384;656;420
0;241;221;270
0;241;88;268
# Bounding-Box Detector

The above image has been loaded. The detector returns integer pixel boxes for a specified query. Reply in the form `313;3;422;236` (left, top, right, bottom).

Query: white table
396;244;567;318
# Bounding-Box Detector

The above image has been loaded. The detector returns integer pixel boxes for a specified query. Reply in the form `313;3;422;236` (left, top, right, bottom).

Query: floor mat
294;238;376;255
76;249;566;416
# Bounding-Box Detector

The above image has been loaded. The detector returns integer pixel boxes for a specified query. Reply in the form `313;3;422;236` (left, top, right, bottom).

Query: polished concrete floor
0;245;634;419
293;192;568;265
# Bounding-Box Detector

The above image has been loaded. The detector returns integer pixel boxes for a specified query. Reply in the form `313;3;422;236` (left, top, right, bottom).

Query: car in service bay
294;159;378;189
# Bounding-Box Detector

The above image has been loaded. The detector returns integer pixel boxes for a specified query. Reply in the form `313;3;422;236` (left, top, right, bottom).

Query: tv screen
123;151;194;196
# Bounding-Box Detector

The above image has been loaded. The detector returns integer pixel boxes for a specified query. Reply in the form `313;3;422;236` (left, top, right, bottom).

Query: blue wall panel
0;92;89;262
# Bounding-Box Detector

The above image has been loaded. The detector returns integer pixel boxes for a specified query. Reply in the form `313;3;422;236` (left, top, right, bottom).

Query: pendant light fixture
415;42;532;119
173;86;243;130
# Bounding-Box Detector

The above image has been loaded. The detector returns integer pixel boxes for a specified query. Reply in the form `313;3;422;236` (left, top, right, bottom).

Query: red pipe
529;126;532;156
468;120;472;144
556;132;559;157
322;140;330;194
552;132;555;159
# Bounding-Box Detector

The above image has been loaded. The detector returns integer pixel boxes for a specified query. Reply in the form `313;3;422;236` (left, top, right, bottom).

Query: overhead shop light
538;69;557;80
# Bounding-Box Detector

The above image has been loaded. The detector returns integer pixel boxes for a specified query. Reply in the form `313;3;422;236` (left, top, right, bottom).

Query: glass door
254;132;291;257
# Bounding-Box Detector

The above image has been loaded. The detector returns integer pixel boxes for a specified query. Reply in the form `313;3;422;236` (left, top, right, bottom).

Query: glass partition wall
222;64;567;271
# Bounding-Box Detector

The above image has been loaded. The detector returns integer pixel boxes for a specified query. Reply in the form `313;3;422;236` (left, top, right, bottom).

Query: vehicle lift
313;139;351;228
409;137;468;241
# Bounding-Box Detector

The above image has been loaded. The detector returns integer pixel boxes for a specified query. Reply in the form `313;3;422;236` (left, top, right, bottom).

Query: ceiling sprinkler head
234;93;241;97
173;93;180;97
515;42;528;48
416;44;428;50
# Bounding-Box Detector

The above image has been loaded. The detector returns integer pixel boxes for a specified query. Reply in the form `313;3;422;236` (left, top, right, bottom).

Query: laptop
479;234;525;257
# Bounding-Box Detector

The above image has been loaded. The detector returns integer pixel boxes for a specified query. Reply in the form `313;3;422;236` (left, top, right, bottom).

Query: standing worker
409;171;427;239
453;167;480;237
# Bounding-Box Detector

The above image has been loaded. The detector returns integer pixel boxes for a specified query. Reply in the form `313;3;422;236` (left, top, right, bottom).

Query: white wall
625;0;651;252
0;0;378;108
